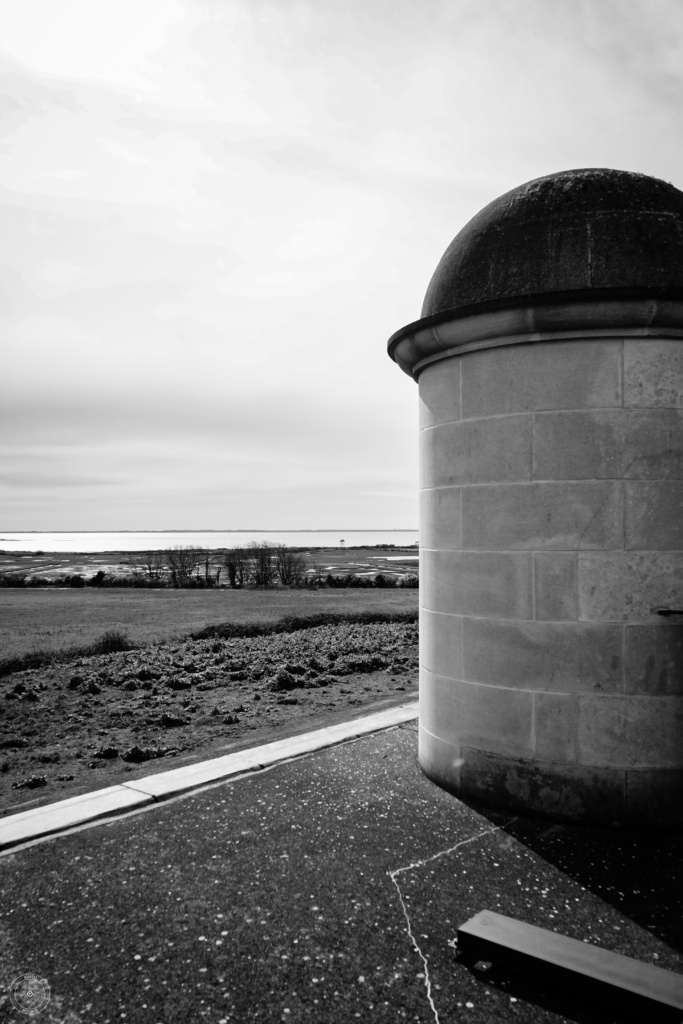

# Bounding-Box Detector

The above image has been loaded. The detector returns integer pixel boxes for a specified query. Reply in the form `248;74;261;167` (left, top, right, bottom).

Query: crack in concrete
388;822;506;1023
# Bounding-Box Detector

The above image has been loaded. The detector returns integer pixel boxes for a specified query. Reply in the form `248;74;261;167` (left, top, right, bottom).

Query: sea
0;530;419;554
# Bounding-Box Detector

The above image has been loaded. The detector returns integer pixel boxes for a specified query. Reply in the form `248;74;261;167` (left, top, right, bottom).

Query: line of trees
131;543;314;589
129;544;420;589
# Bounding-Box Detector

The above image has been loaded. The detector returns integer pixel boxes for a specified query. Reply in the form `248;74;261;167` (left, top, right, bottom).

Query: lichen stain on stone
502;767;530;803
536;784;584;818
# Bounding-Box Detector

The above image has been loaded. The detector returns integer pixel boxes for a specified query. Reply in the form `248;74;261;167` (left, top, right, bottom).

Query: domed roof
421;167;683;318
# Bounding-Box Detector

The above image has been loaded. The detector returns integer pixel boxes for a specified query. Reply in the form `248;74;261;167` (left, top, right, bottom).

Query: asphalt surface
0;721;681;1024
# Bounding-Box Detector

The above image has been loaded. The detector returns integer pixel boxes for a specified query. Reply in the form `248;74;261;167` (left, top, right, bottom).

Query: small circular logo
9;974;51;1016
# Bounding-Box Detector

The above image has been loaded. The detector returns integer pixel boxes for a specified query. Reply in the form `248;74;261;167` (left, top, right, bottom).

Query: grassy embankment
0;587;419;665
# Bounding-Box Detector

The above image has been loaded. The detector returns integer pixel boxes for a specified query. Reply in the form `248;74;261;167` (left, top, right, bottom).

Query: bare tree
167;546;202;588
306;559;326;587
223;547;250;588
248;542;276;587
275;546;307;586
197;548;222;587
132;549;167;583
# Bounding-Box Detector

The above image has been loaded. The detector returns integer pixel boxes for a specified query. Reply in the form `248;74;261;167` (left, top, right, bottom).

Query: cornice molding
388;296;683;380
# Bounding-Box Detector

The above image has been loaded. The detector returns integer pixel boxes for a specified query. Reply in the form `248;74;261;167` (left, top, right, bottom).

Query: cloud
37;261;93;286
98;139;150;165
37;169;90;180
1;0;682;530
0;0;188;95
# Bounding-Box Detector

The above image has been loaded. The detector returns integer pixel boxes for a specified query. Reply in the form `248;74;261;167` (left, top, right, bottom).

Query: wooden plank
457;910;683;1019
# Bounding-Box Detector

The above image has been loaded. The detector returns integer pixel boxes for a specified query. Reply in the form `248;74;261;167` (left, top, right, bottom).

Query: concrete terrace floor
1;722;682;1024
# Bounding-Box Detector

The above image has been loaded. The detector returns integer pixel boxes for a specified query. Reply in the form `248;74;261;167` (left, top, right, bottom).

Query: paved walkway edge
0;702;419;851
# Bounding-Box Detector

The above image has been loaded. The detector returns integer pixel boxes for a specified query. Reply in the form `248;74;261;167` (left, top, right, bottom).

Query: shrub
326;573;365;588
0;574;26;588
87;630;134;655
398;574;419;588
373;574;397;588
190;609;418;643
0;650;56;677
345;574;374;588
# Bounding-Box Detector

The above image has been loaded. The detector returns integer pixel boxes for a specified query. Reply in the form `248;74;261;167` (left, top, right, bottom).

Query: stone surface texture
418;334;683;827
420;168;683;317
394;168;683;826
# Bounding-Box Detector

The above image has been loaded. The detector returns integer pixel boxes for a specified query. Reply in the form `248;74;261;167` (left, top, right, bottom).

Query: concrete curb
0;702;419;851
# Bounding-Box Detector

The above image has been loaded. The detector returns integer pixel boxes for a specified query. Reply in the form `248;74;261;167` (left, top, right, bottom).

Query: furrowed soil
1;618;418;815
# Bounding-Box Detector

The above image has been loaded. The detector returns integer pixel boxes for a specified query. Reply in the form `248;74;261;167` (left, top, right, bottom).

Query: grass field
0;586;419;659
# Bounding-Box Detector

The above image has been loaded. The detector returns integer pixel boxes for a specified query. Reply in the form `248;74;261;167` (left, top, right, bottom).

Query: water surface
0;530;419;554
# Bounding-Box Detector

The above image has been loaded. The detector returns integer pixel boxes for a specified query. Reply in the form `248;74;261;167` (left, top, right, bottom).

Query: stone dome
421;167;683;319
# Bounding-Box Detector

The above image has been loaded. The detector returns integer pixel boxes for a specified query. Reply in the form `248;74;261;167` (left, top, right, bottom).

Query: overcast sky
1;0;683;531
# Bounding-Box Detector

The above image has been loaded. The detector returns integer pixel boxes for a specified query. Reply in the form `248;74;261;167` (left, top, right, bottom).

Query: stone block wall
418;337;683;827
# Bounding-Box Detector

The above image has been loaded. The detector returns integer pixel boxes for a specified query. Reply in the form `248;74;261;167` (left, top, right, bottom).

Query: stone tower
388;168;683;828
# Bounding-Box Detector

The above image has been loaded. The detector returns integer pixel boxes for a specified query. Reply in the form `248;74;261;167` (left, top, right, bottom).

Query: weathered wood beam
457;910;683;1020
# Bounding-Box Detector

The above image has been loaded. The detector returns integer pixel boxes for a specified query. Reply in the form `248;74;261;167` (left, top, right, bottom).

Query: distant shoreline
1;545;419;556
1;531;420;556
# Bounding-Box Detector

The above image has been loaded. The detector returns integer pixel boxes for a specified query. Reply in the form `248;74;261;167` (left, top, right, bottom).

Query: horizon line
1;528;419;534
